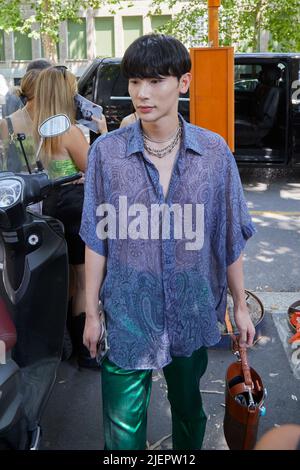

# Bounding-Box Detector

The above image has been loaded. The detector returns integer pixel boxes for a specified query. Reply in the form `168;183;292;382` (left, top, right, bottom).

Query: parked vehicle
78;53;300;167
0;114;80;449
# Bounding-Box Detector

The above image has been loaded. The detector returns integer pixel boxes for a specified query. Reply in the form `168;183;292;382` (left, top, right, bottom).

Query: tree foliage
1;0;299;59
150;0;207;46
150;0;300;52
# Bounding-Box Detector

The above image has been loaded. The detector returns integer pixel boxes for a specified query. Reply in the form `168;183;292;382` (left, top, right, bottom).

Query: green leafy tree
150;0;300;52
221;0;300;51
150;0;207;46
0;0;122;61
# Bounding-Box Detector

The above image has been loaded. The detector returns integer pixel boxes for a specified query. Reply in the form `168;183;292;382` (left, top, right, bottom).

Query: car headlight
0;178;22;208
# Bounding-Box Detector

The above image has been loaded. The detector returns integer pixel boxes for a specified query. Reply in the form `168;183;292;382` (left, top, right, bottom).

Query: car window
111;72;129;98
78;73;94;102
234;64;262;92
95;63;126;103
235;79;259;92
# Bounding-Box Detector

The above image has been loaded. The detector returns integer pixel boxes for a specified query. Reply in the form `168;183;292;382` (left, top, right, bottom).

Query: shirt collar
182;117;205;156
125;114;204;158
125;120;144;157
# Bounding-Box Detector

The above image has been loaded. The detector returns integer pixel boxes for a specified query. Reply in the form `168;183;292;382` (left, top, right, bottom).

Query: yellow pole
208;0;221;47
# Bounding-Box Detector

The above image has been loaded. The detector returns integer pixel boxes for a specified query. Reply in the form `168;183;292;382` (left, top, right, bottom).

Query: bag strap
231;336;258;449
226;305;253;388
231;334;253;388
239;347;253;388
5;117;15;143
244;409;258;450
225;307;233;334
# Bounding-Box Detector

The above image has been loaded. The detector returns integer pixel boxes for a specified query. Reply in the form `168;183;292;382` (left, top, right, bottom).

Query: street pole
190;0;234;150
208;0;221;47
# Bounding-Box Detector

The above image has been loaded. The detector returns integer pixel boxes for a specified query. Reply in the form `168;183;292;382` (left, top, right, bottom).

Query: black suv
78;53;300;167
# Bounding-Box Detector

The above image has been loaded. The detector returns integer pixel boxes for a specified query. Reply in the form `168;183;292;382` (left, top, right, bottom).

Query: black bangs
121;34;191;80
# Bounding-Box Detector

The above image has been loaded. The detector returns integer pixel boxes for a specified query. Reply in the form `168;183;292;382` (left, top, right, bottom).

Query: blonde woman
0;68;47;171
34;65;107;368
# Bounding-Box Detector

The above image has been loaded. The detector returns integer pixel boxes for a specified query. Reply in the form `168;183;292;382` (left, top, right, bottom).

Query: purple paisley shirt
80;116;256;370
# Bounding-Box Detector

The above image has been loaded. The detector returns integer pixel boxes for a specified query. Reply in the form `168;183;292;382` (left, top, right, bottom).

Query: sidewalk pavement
40;291;300;450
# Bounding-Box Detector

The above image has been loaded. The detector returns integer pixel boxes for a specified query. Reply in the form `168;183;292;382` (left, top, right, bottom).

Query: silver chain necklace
142;123;182;159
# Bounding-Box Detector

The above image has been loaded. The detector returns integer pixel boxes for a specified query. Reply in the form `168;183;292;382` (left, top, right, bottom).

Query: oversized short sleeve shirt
80;116;256;370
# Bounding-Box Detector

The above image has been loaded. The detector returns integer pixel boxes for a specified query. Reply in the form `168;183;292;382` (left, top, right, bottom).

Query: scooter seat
0;297;16;351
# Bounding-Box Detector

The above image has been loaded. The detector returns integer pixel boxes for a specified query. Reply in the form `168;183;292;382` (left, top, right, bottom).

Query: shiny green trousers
101;347;208;450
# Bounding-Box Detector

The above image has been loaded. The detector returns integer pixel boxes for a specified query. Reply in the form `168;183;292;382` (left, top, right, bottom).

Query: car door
290;58;300;167
94;61;132;133
234;56;289;166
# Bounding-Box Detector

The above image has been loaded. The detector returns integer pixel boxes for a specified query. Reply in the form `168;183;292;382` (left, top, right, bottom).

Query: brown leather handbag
223;337;266;450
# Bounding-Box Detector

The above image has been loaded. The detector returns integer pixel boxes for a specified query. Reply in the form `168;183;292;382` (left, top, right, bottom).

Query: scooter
0;114;80;449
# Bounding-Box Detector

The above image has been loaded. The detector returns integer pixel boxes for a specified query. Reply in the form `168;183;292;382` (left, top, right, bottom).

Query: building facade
0;1;189;85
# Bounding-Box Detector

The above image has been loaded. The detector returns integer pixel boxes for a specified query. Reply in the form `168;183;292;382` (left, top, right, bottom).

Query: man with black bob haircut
80;33;256;450
121;34;191;80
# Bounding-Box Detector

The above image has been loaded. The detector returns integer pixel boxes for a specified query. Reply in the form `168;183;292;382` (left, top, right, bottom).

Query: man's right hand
83;312;101;358
84;246;107;357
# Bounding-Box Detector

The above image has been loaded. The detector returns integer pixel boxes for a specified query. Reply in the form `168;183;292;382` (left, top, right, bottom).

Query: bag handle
239;346;253;389
225;308;253;389
5;117;15;143
231;337;253;388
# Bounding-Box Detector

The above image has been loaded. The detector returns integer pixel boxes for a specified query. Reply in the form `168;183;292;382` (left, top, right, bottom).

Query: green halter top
48;159;79;179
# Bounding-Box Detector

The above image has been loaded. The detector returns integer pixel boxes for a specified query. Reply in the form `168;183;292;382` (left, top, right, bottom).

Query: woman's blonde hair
33;66;77;166
16;69;41;102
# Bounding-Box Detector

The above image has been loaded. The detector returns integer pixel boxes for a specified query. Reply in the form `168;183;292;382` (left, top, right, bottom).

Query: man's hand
227;253;255;347
83;312;101;359
84;247;107;358
234;304;255;348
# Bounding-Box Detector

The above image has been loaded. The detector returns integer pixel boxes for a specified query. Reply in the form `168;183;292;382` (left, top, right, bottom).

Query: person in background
3;85;23;118
0;74;8;115
80;33;256;450
119;110;138;128
26;58;52;73
254;424;300;450
3;58;52;118
0;74;8;167
34;65;107;369
0;66;51;172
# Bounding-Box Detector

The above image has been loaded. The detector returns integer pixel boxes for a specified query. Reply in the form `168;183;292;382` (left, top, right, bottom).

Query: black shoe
78;355;101;370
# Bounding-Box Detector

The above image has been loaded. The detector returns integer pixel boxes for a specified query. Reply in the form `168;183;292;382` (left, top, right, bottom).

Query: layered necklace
142;122;182;159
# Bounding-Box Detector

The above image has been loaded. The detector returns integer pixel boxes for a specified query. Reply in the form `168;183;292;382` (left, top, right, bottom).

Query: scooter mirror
38;114;71;138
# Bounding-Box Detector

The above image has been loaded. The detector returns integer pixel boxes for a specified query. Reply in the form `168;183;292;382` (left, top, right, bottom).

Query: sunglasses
53;65;68;78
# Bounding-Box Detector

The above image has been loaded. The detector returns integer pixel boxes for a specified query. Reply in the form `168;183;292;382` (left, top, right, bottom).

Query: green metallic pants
101;347;208;450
